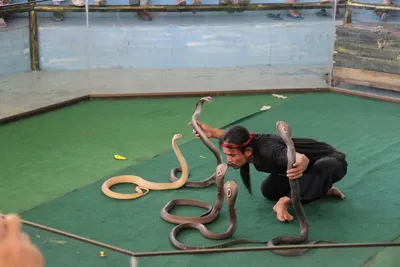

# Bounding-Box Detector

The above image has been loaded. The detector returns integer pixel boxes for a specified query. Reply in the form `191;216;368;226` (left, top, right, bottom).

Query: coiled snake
100;96;219;200
166;120;330;256
100;133;190;200
161;163;227;224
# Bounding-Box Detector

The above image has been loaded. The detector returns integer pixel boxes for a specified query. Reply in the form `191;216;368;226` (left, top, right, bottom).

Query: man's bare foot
326;187;345;199
273;197;293;222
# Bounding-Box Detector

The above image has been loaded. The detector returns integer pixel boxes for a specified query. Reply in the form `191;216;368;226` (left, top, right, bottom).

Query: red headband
222;133;255;148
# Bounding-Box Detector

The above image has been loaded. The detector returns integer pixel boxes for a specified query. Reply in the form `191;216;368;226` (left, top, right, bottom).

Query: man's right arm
211;128;225;139
191;120;226;139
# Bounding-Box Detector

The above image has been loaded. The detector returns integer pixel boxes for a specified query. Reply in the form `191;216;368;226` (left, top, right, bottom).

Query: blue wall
37;13;335;70
0;0;399;76
0;22;30;75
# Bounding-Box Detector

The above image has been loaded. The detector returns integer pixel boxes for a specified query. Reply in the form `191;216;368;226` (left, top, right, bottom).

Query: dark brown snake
165;120;332;256
169;96;223;188
162;96;224;220
160;163;227;224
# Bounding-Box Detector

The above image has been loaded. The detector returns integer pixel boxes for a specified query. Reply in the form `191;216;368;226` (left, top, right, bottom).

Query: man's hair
219;125;255;195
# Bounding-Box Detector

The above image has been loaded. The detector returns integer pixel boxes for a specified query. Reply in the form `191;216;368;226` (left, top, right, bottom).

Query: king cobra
168;121;331;256
160;163;228;224
101;134;190;200
170;96;223;188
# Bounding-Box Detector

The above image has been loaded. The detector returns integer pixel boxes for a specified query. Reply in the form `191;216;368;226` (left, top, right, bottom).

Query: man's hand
0;213;44;267
189;120;215;138
286;153;309;179
189;120;225;139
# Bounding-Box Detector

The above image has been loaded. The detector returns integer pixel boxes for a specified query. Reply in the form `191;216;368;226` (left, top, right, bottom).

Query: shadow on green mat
19;93;400;267
0;94;296;214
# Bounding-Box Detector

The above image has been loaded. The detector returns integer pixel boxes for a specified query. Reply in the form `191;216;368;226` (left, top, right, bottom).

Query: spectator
0;0;11;28
219;0;251;14
0;213;45;267
176;0;202;5
267;0;302;20
374;0;393;20
130;0;152;21
52;0;85;22
316;0;345;18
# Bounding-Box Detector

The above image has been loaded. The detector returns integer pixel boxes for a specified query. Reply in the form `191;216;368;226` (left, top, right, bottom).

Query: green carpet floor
0;94;294;214
20;93;400;267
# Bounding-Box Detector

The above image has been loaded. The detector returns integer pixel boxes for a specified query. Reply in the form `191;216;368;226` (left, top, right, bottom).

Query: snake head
223;180;238;208
173;133;183;140
215;163;228;182
200;96;213;103
276;121;292;137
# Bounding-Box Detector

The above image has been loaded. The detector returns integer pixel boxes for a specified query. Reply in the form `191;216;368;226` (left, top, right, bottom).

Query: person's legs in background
130;0;152;21
266;0;302;20
316;0;345;19
52;0;86;22
94;0;107;5
52;0;65;21
374;0;393;20
0;0;11;28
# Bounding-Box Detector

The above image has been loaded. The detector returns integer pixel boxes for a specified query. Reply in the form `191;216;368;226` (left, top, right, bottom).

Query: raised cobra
167;121;331;255
101;134;190;200
160;163;228;224
170;96;223;188
265;121;311;255
266;121;332;256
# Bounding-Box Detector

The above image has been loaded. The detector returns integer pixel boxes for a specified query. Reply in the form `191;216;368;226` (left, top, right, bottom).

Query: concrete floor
0;65;330;120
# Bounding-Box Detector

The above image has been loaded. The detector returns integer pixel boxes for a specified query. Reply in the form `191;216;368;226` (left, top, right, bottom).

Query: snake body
101;134;189;200
169;178;269;249
160;163;228;224
170;96;223;188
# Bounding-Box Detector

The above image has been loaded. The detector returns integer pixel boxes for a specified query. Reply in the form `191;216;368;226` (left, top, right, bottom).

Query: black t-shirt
251;134;346;175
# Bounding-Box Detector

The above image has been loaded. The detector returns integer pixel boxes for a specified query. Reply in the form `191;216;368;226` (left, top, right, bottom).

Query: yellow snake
101;133;189;200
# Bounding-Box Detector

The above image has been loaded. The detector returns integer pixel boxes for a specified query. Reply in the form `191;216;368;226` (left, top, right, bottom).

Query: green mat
21;93;400;267
0;94;294;214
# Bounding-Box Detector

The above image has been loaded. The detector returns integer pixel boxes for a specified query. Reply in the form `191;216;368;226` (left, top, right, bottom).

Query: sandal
287;10;303;19
316;8;329;17
374;1;393;21
52;11;64;21
267;13;284;20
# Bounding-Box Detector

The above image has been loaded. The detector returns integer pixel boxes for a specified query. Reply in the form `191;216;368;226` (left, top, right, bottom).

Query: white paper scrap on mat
272;94;287;99
260;105;271;111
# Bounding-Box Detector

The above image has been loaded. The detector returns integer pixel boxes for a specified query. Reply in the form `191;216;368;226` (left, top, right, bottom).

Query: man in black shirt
190;121;347;222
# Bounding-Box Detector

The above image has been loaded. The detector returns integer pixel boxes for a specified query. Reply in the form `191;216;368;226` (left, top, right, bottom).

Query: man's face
222;147;248;169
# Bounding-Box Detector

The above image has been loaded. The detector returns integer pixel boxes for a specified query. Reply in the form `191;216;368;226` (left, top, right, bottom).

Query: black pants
261;155;347;203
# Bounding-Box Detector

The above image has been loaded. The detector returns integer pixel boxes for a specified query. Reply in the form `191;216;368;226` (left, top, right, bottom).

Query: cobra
266;121;333;256
100;133;189;200
168;179;267;249
170;96;223;188
160;163;228;224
